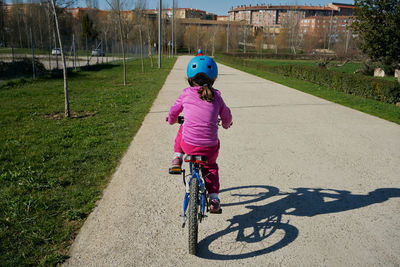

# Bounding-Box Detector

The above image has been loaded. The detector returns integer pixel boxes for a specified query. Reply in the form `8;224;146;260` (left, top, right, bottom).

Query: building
143;8;216;20
217;16;229;22
65;7;112;19
300;15;354;35
228;2;354;32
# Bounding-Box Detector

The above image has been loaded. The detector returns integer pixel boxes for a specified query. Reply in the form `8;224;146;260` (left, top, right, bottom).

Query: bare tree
255;28;264;54
145;13;155;67
184;24;196;54
12;1;24;48
135;0;145;72
47;0;73;117
106;0;129;85
276;28;289;52
278;8;303;54
0;0;6;46
210;25;218;56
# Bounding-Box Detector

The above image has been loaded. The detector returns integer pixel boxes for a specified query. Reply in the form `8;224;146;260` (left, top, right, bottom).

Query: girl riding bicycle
167;55;232;213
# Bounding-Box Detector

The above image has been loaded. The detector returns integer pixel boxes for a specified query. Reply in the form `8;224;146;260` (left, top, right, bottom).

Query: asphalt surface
64;56;400;266
0;54;118;70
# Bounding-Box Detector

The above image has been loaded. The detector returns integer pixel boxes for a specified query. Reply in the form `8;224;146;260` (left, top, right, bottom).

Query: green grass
217;59;400;125
0;47;50;55
329;62;361;74
0;57;176;265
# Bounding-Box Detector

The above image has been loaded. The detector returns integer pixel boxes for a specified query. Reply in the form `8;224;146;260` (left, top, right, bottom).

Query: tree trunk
117;9;126;85
17;11;23;48
51;0;70;117
148;33;154;68
139;27;144;73
47;5;52;69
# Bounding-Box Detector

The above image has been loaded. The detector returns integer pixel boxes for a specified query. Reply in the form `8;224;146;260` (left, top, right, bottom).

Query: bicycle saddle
184;155;208;164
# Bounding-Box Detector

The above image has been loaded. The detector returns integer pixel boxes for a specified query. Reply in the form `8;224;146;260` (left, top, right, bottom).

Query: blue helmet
186;56;218;80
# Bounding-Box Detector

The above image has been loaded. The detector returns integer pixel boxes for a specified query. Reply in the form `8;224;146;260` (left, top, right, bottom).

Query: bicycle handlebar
165;116;184;124
166;116;224;126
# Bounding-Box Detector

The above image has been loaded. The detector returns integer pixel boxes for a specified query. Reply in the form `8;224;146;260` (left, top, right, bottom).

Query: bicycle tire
188;177;199;255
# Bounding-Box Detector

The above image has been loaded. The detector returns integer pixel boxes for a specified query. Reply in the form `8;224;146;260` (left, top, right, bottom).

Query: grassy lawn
0;47;50;55
0;57;176;265
217;59;400;125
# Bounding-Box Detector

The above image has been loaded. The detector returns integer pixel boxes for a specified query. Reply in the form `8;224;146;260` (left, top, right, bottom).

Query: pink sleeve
217;92;232;129
168;92;184;124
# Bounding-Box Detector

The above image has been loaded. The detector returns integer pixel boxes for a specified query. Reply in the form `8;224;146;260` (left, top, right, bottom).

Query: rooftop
229;3;354;12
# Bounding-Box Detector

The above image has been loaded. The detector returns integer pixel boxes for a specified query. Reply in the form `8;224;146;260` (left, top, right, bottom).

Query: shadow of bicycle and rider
197;185;400;260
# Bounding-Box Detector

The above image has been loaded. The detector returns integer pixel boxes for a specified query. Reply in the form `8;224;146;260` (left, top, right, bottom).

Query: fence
0;32;157;80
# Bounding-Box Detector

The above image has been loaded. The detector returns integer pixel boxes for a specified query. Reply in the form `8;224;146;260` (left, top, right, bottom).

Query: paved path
65;56;400;266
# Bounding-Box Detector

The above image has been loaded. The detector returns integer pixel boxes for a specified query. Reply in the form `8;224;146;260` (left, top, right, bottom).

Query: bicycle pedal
169;167;182;175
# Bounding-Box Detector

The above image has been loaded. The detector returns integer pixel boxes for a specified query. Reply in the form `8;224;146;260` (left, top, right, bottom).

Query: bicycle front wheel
188;177;199;255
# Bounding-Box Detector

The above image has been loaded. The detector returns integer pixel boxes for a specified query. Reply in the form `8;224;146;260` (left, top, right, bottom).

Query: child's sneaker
169;157;182;174
172;156;182;168
209;198;222;214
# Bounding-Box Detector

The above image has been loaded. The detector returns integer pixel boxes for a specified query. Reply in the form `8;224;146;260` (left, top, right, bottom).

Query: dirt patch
44;111;97;120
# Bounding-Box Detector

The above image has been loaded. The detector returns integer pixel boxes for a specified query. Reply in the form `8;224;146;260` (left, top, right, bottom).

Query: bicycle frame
182;162;207;228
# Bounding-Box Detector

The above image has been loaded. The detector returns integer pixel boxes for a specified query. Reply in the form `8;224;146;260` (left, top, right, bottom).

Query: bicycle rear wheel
188;177;199;255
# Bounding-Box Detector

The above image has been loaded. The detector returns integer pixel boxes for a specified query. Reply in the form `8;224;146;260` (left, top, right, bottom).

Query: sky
74;0;355;15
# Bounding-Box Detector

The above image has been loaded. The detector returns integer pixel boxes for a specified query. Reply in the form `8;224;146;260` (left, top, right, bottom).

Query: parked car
91;49;105;56
51;48;62;55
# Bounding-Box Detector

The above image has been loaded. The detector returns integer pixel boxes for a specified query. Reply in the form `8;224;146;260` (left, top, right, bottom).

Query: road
0;54;119;70
64;56;400;266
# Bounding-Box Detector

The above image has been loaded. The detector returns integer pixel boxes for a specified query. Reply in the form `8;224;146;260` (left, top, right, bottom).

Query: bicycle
167;116;221;255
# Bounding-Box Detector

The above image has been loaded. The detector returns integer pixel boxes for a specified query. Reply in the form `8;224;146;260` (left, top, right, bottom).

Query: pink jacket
168;86;232;147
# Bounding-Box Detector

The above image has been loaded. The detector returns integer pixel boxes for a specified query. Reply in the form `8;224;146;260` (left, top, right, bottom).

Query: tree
0;0;5;46
184;25;196;54
135;0;145;72
49;0;71;117
82;13;97;39
254;29;263;54
280;9;302;54
352;0;400;72
276;28;289;52
106;0;129;85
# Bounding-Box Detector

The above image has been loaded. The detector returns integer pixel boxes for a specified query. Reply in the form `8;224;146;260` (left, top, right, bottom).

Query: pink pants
174;125;220;194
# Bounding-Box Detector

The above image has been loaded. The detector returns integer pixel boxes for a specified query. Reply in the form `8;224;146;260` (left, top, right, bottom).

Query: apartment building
143;8;217;20
300;15;354;35
228;2;354;33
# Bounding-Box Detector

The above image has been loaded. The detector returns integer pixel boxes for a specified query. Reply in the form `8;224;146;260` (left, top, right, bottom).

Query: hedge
223;52;359;61
0;58;46;79
215;53;400;104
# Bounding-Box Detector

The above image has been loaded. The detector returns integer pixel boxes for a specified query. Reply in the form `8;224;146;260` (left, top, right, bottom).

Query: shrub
0;58;46;79
359;61;376;76
215;53;400;104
